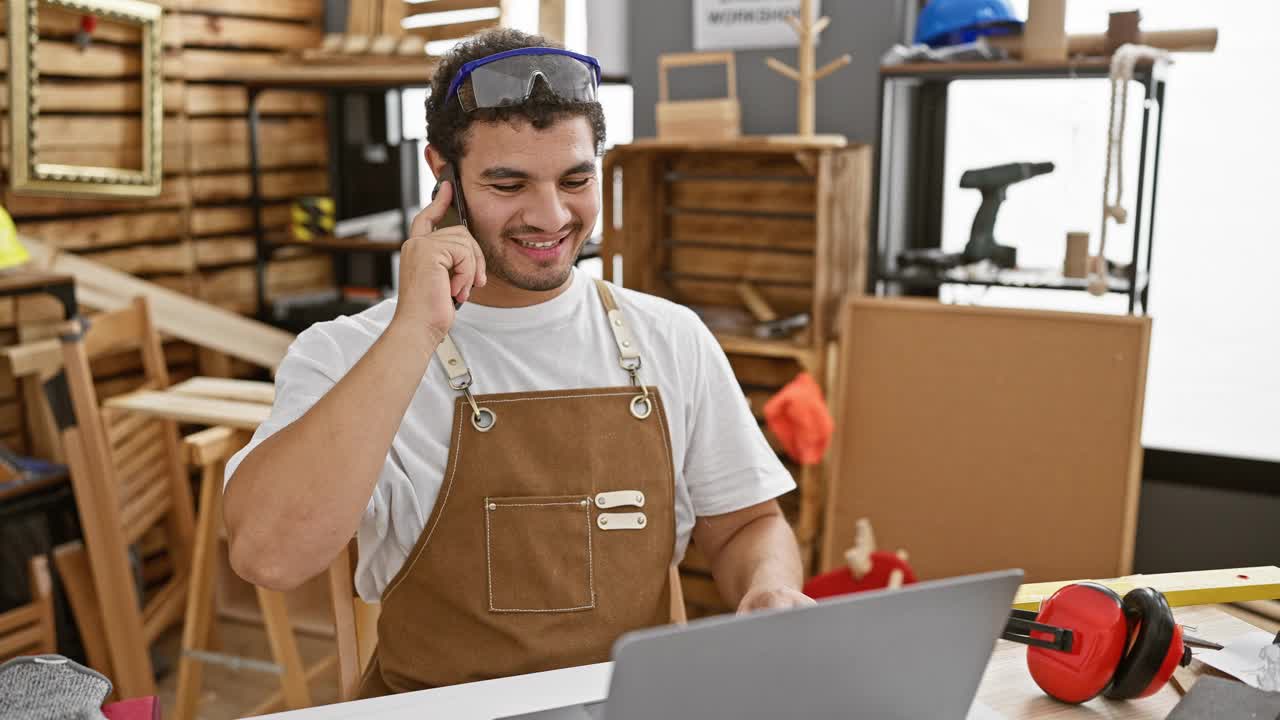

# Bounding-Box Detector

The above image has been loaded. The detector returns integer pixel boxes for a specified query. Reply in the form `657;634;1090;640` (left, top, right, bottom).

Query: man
223;28;812;697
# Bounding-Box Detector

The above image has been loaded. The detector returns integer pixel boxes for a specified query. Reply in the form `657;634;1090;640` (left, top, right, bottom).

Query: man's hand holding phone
390;180;487;347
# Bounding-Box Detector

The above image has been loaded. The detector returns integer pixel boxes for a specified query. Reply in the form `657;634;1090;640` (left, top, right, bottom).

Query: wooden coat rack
764;0;851;137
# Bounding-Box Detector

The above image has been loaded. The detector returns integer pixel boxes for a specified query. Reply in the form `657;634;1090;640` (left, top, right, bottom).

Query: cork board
821;298;1152;583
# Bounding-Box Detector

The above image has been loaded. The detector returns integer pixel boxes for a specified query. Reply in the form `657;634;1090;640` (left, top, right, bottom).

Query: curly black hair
426;28;607;165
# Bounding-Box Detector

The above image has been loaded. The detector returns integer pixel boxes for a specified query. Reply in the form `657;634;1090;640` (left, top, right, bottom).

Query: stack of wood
301;0;504;62
0;1;337;456
177;0;334;317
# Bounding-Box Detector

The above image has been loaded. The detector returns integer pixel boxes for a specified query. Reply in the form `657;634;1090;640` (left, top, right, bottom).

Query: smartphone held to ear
435;165;470;309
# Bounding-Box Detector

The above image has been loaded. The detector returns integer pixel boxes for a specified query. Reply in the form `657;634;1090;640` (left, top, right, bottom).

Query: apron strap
593;279;653;420
592;278;642;372
435;334;472;390
434;334;496;432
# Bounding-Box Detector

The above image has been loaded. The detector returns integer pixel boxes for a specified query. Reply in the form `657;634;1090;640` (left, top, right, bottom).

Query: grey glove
0;655;112;720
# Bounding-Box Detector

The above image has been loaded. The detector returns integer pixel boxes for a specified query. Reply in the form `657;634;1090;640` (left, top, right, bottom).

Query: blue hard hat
915;0;1023;47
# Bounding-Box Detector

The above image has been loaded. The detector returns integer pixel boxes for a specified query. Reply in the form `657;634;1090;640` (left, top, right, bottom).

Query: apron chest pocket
484;495;596;613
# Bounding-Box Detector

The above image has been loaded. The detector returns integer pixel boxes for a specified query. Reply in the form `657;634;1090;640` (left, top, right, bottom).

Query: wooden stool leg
52;542;116;701
173;461;226;720
256;587;312;709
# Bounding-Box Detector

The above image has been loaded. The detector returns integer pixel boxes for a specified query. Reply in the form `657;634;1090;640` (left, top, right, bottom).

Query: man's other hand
736;586;816;615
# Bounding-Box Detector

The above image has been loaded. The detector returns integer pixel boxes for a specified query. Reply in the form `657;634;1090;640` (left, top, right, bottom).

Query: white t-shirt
225;268;795;602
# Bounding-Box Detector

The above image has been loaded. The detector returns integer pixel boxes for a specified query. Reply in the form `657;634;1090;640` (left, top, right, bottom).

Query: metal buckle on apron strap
439;335;496;432
451;373;496;432
621;357;651;420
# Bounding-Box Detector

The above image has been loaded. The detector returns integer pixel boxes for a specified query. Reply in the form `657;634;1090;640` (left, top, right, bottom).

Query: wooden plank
189;140;327;173
822;299;1152;582
4;144;186;175
198;255;333;301
669;212;816;252
184;86;326;116
50;542;114;684
402;17;500;41
170;377;274;404
716;334;814;369
1;116;185;150
407;0;502;14
179;48;288;80
92;341;195;380
1013;566;1280;611
668;277;812;317
17;211;184;251
0;79;185;113
4;180;190;217
22;236;296;371
0;603;41;637
186;116;326;146
191;169;328;203
177;14;323;50
104;390;270;430
0;38;138;77
193;236;255;266
0;401;21;434
172;0;324;20
726;354;802;389
669;178;816;215
669;246;814;284
191;204;290;236
79;242;196;275
667;152;811;178
0;5;142;43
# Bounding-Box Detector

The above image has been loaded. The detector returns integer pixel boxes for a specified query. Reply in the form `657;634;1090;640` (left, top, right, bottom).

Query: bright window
942;2;1279;461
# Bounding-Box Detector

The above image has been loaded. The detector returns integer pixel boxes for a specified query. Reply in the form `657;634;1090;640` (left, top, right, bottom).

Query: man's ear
424;145;449;179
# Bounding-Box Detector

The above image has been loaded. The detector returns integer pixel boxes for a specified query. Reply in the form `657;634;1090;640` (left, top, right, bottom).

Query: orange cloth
763;372;834;465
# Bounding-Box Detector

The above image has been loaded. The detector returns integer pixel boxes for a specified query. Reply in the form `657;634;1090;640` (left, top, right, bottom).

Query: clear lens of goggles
455;52;599;111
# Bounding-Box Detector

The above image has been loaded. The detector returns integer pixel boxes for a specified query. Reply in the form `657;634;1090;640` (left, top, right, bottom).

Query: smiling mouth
511;229;572;250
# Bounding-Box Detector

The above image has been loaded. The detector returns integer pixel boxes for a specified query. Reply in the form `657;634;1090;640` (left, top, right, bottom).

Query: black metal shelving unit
870;59;1168;314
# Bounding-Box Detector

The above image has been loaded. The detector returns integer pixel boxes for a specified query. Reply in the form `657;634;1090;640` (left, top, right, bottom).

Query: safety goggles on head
445;47;602;112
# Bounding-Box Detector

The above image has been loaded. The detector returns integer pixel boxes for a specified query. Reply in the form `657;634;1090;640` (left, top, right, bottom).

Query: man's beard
481;223;583;292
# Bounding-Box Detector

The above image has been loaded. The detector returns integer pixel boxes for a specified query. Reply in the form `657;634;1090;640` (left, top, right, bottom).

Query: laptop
499;569;1023;720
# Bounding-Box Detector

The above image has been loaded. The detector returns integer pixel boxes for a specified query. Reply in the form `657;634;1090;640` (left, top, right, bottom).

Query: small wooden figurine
803;518;916;598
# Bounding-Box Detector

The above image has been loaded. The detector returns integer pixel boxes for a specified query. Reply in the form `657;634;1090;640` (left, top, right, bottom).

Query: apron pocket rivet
487;502;496;511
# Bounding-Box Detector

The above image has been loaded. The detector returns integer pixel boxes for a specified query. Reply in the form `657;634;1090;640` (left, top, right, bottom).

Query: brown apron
358;279;677;696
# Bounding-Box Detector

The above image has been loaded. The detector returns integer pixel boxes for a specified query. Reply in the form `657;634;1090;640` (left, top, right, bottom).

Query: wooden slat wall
0;1;332;447
177;1;332;315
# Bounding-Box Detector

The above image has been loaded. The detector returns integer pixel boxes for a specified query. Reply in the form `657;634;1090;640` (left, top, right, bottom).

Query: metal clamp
626;366;651;420
462;386;495;432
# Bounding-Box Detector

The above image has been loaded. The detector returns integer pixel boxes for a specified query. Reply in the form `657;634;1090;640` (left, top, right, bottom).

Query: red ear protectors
1001;582;1192;704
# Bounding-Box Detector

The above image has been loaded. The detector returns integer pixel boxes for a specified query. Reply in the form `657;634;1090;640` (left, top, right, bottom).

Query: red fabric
803;551;918;599
763;372;834;465
102;696;160;720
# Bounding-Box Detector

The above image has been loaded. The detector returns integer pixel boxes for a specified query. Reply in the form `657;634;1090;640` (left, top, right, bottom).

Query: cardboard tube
989;28;1219;58
1023;0;1067;62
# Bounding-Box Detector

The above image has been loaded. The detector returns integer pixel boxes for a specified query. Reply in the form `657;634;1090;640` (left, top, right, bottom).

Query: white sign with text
693;0;822;51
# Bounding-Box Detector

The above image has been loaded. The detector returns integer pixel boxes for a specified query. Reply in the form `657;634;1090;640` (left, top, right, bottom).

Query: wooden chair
329;540;380;702
0;555;56;660
58;296;197;698
327;559;686;700
173;426;336;720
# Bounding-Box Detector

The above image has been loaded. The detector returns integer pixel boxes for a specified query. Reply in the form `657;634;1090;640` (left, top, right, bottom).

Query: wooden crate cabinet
601;139;871;617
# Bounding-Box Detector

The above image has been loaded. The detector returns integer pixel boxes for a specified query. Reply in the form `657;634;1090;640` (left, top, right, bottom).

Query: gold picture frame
7;0;163;197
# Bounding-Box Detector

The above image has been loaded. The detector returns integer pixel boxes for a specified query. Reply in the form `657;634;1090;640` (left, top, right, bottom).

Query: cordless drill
959;161;1054;269
897;161;1054;272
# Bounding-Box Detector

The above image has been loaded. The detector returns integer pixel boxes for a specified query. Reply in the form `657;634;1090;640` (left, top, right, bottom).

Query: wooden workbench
246;605;1263;719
